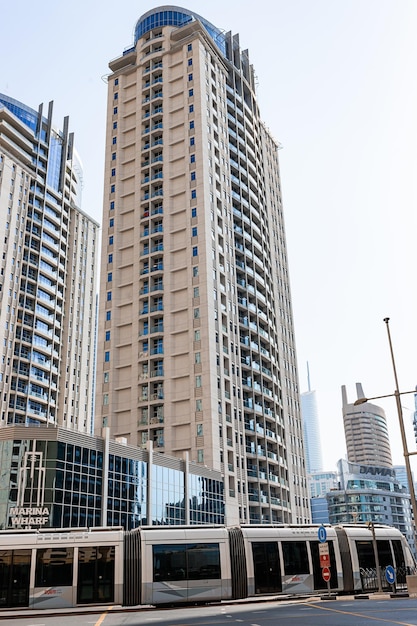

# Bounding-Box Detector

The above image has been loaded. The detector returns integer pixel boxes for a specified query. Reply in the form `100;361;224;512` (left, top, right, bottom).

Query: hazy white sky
2;0;417;469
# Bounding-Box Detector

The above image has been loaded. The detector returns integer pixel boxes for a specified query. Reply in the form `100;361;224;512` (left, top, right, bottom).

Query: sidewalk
0;591;411;620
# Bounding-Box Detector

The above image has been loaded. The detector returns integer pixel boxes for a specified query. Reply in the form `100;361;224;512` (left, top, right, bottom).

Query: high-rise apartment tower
342;383;393;468
96;7;309;525
0;95;99;432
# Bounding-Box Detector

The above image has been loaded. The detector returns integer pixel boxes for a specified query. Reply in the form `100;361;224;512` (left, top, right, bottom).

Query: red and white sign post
318;540;331;595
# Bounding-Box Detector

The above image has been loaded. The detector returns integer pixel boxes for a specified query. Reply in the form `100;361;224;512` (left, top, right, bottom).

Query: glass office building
0;426;224;530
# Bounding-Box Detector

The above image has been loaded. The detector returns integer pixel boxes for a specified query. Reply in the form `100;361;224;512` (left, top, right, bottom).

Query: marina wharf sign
9;506;50;528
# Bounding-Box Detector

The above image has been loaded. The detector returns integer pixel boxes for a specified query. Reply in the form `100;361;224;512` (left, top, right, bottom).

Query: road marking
304;601;415;626
94;605;114;626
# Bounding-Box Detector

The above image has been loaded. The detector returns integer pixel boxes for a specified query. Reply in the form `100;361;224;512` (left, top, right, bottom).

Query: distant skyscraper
301;364;323;473
95;7;310;525
0;95;99;432
342;383;393;468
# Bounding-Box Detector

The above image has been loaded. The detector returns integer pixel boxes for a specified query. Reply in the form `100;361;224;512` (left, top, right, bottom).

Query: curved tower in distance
96;7;309;525
342;383;393;467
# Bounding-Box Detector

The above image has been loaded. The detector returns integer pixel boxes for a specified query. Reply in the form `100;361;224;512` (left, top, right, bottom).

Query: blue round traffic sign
385;565;396;585
318;525;327;543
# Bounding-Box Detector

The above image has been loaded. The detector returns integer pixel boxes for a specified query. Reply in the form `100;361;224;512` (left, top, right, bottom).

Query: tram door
77;546;115;604
252;542;282;593
0;550;31;608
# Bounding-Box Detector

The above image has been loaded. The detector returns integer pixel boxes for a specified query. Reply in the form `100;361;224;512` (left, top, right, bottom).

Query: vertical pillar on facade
184;451;190;525
147;440;153;525
101;427;110;526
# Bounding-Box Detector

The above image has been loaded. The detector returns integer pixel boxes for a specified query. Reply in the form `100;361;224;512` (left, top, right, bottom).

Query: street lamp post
354;318;417;554
383;318;417;552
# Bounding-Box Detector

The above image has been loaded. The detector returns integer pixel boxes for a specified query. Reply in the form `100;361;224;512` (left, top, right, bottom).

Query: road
3;598;417;626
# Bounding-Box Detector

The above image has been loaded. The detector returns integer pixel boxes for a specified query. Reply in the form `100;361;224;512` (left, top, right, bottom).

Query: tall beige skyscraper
342;383;393;468
0;95;98;433
96;7;309;525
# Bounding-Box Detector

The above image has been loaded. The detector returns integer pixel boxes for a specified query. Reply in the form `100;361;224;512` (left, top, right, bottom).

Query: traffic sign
385;565;396;585
322;567;331;582
318;525;327;543
319;542;330;568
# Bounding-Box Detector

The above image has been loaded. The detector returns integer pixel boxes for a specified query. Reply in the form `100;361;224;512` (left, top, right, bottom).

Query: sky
1;0;417;471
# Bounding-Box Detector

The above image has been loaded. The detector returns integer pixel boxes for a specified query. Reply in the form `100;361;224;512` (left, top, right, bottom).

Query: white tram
0;523;414;610
0;527;124;610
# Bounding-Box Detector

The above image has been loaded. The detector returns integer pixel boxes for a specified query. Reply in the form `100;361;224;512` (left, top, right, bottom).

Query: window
192;227;197;237
187;43;192;51
189;104;194;113
191;172;196;181
194;330;201;341
114;78;119;85
192;246;198;257
191;190;197;199
188;59;193;66
197;424;203;436
190;137;195;146
190;155;196;164
282;542;309;575
108;253;113;263
192;266;199;277
152;544;219;582
111;168;116;177
196;399;202;411
104;372;109;383
107;272;112;282
109;218;114;227
105;351;110;362
114;92;118;100
109;236;114;245
113;107;118;115
195;352;201;364
189;120;195;129
112;153;116;161
103;394;109;406
113;121;117;130
196;375;202;388
36;548;73;587
188;88;194;97
188;73;193;81
112;137;117;145
191;207;197;218
106;311;111;321
107;291;112;301
110;201;115;210
194;308;200;319
193;287;199;298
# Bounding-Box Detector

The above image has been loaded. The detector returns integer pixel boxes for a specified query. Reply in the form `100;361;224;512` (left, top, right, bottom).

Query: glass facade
107;454;147;529
134;8;226;55
152;465;185;524
0;428;224;531
189;474;224;524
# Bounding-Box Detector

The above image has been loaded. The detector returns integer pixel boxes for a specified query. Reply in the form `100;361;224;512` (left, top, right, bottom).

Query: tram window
35;548;74;587
355;541;375;569
282;541;309;575
77;546;115;604
392;540;406;568
377;540;393;567
153;543;220;582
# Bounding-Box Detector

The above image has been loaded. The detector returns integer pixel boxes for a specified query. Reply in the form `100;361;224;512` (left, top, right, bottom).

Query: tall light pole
383;318;417;551
354;319;417;554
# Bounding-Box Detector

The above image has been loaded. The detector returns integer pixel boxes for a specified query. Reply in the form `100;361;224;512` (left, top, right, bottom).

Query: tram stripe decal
304;602;415;626
94;605;114;626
